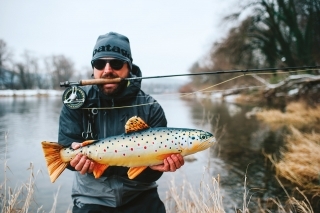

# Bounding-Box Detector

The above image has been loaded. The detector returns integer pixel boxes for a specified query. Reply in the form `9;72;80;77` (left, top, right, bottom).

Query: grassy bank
256;101;320;211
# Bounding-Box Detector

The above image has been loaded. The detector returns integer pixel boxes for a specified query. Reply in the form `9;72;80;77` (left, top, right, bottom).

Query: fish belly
83;133;182;167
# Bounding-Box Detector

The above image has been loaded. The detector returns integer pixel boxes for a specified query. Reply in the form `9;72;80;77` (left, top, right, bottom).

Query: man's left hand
150;154;184;172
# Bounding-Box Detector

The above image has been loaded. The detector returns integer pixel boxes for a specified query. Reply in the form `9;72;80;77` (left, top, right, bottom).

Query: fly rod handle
80;78;123;85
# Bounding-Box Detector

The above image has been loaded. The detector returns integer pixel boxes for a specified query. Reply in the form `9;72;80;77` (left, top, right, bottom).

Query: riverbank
0;89;63;97
255;101;320;211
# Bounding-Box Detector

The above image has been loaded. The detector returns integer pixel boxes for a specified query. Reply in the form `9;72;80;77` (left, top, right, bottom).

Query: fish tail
41;141;68;183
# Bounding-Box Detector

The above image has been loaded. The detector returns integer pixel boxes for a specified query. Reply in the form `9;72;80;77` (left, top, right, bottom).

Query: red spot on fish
165;145;167;147
104;149;106;152
123;153;125;156
155;150;157;152
131;148;133;151
152;142;154;144
115;150;117;153
144;146;147;149
138;143;140;146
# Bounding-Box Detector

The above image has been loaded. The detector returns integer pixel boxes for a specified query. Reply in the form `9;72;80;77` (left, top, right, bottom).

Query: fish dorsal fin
125;116;149;133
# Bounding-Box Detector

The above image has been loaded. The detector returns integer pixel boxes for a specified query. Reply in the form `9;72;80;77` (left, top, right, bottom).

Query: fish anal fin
125;116;149;133
127;166;148;179
81;140;97;147
93;163;109;179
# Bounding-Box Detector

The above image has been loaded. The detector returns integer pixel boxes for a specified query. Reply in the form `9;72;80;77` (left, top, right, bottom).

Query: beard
98;72;128;95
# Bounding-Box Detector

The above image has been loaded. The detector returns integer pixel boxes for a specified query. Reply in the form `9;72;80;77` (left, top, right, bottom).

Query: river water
0;93;284;212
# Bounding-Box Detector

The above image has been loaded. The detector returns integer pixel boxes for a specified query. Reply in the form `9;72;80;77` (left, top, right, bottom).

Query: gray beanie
92;32;133;69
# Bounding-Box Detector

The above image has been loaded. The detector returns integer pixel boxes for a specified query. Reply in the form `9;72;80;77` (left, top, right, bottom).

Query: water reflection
0;95;285;212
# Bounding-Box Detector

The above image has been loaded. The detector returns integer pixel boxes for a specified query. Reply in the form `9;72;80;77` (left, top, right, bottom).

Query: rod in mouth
60;78;123;87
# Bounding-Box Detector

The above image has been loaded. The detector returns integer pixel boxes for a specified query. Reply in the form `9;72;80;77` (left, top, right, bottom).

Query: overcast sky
1;0;238;81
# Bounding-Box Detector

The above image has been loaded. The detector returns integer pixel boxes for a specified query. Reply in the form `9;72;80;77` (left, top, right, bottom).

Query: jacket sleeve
58;105;84;146
58;105;85;171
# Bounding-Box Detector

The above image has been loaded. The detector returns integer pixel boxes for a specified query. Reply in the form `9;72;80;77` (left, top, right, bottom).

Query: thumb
71;142;81;149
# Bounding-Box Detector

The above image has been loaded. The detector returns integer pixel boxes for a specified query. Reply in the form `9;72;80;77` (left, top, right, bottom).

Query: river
0;92;284;212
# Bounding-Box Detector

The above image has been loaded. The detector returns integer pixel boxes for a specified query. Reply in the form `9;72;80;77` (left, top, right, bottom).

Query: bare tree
189;0;320;90
0;39;13;68
0;39;16;89
45;55;75;89
228;0;320;68
14;51;40;89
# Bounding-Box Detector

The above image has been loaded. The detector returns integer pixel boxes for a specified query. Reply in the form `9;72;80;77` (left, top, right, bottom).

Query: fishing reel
61;86;86;109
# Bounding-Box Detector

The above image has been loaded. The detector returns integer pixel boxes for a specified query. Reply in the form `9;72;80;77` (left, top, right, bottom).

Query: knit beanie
92;32;133;69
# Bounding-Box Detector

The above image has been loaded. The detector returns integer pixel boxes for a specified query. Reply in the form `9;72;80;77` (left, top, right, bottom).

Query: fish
41;116;216;183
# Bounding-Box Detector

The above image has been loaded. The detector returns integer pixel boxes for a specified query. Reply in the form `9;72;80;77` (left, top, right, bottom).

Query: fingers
149;154;185;172
70;154;95;174
166;154;185;172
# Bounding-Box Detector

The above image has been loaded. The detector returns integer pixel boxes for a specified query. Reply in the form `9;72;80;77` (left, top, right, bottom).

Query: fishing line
63;68;319;110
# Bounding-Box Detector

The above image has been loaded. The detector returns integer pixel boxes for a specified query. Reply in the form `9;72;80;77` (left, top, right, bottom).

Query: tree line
189;0;320;88
0;40;92;90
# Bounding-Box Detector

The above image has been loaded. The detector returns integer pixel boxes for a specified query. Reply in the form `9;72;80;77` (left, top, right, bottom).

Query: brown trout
42;116;216;183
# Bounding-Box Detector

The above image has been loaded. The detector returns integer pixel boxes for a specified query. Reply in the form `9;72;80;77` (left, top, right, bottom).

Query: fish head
180;130;216;156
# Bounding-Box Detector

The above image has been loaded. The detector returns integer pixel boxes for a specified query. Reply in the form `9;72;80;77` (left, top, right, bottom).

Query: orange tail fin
41;141;68;183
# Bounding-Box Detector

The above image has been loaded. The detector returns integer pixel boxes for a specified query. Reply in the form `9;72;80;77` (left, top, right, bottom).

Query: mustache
101;73;118;79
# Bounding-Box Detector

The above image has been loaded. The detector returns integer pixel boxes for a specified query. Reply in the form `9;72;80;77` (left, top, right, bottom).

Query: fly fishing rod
60;65;320;87
60;65;320;109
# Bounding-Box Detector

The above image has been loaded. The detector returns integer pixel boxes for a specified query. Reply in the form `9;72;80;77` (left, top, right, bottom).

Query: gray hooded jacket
58;64;167;207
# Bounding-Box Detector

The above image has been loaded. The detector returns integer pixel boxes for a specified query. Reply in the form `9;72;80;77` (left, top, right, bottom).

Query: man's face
92;57;130;95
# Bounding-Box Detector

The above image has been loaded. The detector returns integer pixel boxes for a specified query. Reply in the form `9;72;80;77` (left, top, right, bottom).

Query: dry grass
165;173;225;213
0;132;68;213
165;168;314;213
256;101;320;193
256;101;320;131
267;127;320;194
256;101;320;211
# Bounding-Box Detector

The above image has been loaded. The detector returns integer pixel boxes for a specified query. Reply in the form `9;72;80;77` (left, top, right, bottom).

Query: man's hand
69;142;95;175
150;154;185;172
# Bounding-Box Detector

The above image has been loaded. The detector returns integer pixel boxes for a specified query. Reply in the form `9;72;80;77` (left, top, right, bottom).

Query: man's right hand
69;142;95;175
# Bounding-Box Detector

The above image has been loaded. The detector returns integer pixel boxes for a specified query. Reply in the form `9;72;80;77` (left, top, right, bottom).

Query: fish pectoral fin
125;116;150;133
81;140;97;147
93;163;109;179
127;166;148;179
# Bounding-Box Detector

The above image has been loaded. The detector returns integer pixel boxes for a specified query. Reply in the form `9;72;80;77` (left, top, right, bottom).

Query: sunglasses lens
92;59;125;70
92;60;107;70
109;60;125;70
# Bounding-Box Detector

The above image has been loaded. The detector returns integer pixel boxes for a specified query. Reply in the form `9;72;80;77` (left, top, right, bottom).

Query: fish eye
201;135;206;139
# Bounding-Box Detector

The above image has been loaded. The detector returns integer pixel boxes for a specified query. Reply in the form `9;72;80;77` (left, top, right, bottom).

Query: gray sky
0;0;238;80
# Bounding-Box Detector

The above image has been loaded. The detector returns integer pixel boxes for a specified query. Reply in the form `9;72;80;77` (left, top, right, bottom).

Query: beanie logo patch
93;44;131;60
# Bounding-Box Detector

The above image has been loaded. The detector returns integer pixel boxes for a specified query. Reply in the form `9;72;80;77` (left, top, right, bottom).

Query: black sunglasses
91;59;126;70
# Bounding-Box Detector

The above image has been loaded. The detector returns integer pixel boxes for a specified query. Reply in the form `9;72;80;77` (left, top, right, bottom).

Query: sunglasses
91;59;126;70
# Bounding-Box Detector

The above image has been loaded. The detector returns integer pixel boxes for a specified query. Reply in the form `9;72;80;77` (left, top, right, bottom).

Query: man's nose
103;63;113;74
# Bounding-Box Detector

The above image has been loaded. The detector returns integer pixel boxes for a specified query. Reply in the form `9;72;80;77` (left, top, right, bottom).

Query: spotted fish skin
41;116;216;183
60;127;215;167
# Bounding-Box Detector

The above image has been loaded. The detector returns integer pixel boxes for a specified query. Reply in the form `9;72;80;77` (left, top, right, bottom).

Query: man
58;32;184;213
